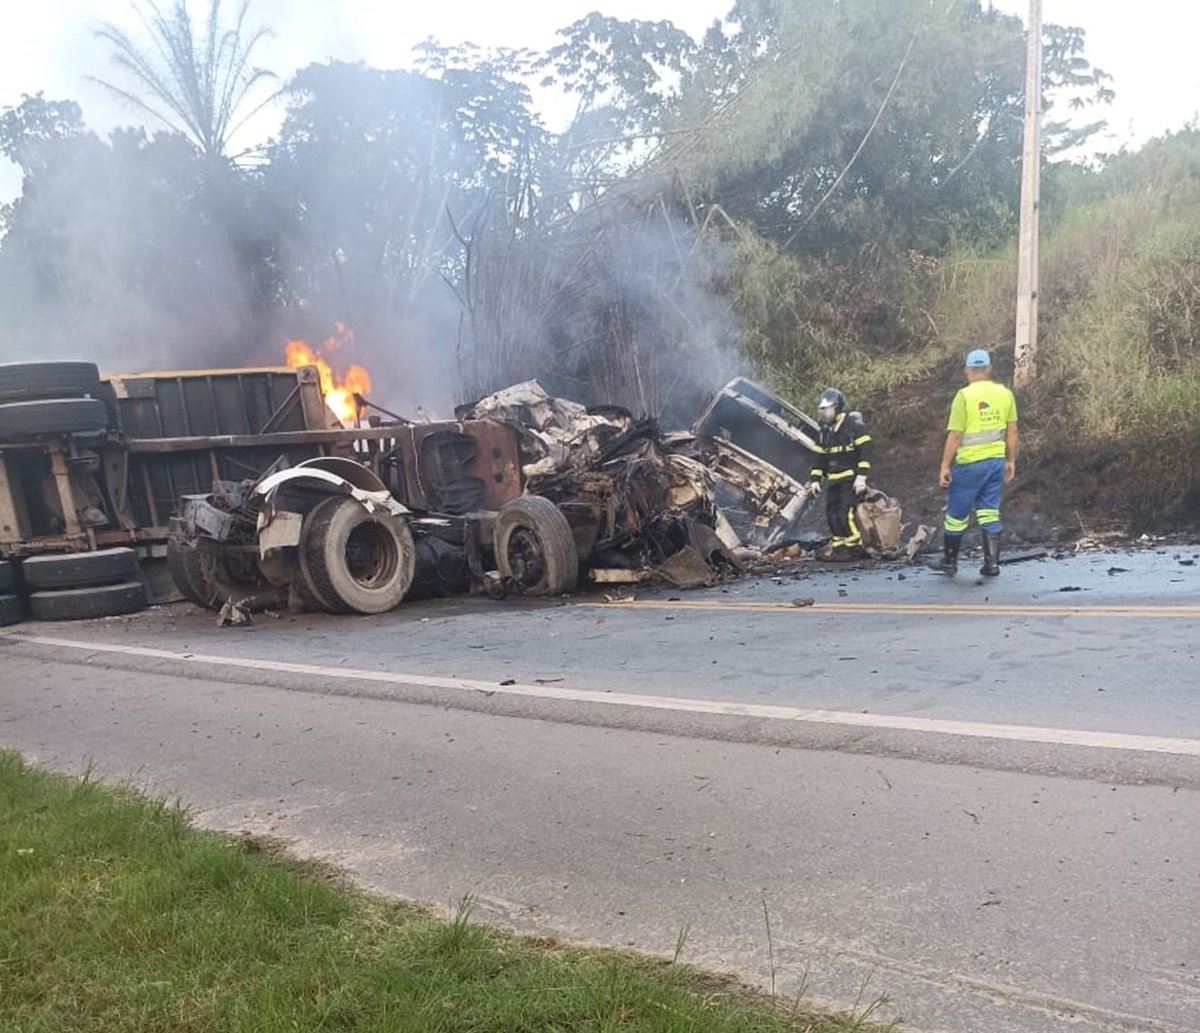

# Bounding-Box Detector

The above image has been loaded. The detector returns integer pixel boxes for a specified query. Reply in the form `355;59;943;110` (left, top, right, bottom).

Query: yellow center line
582;600;1200;619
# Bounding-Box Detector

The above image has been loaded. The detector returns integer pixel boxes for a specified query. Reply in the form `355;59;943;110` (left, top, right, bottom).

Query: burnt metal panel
129;443;329;527
694;378;821;486
103;367;324;441
383;421;521;513
101;367;332;527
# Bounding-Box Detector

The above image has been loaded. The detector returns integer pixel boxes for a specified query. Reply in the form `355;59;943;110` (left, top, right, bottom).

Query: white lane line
588;600;1200;618
9;632;1200;757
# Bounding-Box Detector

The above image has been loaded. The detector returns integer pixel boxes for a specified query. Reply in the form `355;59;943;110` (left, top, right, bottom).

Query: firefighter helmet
817;388;845;424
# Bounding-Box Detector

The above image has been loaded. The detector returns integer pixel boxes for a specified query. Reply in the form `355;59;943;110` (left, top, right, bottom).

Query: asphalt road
2;545;1198;1033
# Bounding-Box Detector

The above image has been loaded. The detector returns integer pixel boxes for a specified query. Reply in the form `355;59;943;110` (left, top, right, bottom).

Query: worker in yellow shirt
937;349;1018;576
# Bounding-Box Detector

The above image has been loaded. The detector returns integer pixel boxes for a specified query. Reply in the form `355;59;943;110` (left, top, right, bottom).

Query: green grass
0;751;892;1033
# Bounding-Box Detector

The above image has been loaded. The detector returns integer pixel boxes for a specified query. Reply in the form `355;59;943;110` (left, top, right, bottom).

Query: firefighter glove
853;474;868;496
809;479;823;497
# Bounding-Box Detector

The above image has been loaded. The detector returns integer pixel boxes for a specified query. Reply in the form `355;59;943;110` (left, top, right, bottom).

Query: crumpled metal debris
691;378;827;549
457;380;634;479
460;382;742;585
461;376;910;586
903;525;935;561
656;545;721;588
217;600;253;626
1075;531;1127;552
855;489;904;556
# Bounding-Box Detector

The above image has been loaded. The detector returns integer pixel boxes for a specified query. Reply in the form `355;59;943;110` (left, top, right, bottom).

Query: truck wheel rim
344;521;398;589
506;527;546;586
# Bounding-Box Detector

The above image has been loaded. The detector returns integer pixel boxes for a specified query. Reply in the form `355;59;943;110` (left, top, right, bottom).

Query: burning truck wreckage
169;379;907;619
0;360;906;626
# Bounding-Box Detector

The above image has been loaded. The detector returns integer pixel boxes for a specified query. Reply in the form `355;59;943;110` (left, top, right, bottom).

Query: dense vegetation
1;0;1196;523
917;133;1200;527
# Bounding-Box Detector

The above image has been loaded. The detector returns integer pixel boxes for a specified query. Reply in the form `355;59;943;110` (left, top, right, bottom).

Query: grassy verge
0;751;892;1033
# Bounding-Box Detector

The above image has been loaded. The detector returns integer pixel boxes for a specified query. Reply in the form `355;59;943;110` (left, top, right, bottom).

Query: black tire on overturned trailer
284;535;339;614
0;398;107;438
0;593;23;627
0;559;15;594
29;581;147;622
0;361;101;405
166;534;283;612
21;547;139;591
166;536;216;609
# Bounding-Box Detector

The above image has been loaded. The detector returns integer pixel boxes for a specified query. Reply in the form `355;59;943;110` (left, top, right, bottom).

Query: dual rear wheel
292;496;416;615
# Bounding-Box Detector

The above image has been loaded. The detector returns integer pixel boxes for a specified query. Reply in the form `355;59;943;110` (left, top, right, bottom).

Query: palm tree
92;0;277;160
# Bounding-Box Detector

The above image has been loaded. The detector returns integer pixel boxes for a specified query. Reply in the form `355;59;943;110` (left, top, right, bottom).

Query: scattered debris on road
217;600;253;626
999;549;1050;565
1075;531;1128;552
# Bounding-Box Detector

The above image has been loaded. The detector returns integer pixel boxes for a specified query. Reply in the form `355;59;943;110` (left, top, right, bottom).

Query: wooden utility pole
1013;0;1043;388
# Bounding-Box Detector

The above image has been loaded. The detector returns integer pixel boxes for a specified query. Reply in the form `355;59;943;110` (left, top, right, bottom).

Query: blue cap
965;349;991;368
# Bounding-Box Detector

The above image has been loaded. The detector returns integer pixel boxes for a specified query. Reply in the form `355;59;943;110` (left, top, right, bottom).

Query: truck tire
29;581;147;622
0;398;107;438
166;535;280;611
284;543;338;614
301;496;416;614
280;500;351;614
21;547;138;590
0;361;101;404
0;560;14;594
494;495;579;596
166;537;216;608
0;593;23;626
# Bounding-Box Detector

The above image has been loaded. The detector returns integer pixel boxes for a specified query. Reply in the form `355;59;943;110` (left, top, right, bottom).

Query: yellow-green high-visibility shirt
947;380;1017;465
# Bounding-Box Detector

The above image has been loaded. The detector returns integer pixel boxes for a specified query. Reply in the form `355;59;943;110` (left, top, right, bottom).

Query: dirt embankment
862;363;1200;544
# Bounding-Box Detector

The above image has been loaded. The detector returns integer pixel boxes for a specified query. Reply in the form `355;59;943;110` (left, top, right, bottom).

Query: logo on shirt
977;400;991;411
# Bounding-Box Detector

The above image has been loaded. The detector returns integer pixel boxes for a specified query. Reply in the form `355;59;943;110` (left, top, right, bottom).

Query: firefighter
938;348;1018;576
808;388;871;560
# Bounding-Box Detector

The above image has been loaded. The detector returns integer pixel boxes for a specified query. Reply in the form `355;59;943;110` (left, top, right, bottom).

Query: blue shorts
945;457;1005;535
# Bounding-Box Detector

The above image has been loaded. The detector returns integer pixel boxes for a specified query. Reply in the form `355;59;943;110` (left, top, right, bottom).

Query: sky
1;0;1198;203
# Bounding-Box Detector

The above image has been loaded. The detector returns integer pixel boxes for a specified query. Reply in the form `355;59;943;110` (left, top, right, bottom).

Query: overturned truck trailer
1;362;339;560
0;361;525;623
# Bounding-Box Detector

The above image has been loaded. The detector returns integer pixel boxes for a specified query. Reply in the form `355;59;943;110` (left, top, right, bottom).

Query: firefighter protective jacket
810;412;872;484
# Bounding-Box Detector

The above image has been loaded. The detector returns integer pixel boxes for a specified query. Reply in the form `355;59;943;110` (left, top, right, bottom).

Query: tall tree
545;1;1110;257
92;0;276;160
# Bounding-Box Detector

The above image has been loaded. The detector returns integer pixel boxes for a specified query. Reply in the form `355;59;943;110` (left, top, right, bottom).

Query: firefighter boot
980;530;1002;576
940;534;960;576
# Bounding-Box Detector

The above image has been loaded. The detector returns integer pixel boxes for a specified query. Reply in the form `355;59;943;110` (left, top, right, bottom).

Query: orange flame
284;325;371;425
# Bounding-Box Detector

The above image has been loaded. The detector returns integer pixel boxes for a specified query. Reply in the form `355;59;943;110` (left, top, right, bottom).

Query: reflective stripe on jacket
811;412;871;480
